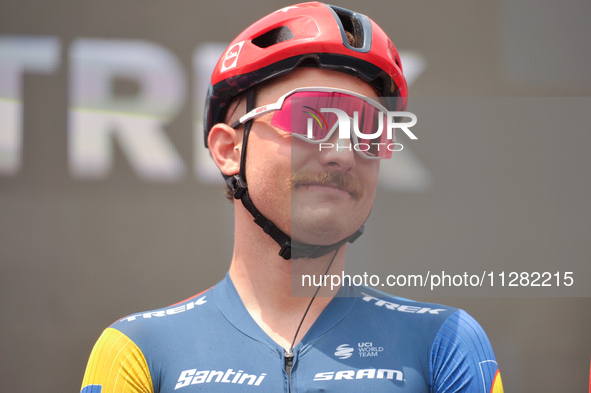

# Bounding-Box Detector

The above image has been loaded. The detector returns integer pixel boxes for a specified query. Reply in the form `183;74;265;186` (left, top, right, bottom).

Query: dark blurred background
1;1;590;392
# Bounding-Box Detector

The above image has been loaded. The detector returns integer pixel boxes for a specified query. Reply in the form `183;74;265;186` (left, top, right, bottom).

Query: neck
229;202;346;351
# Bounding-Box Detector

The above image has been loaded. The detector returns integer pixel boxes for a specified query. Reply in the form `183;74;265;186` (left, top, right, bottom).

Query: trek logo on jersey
313;368;403;382
335;342;385;359
120;296;207;322
221;41;245;72
361;293;447;315
174;368;266;390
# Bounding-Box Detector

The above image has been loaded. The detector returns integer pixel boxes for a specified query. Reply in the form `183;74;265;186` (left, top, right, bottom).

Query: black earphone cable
287;246;341;357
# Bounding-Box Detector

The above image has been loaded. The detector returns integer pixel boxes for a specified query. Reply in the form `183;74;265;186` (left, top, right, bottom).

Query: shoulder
350;285;493;354
344;285;460;350
348;286;502;392
428;309;501;392
353;285;458;316
112;288;212;327
348;285;460;330
81;286;218;393
81;327;154;393
109;287;215;344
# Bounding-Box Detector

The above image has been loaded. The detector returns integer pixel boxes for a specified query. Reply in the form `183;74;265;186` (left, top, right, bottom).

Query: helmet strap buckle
227;174;247;200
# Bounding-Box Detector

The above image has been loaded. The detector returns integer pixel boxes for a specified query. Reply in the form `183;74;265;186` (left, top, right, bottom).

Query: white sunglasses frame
229;87;393;159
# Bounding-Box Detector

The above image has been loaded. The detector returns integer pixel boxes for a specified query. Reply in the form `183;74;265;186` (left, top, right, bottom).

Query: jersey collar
213;273;357;356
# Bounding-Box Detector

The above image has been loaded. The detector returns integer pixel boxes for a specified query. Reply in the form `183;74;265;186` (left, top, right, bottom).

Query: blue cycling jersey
81;274;503;392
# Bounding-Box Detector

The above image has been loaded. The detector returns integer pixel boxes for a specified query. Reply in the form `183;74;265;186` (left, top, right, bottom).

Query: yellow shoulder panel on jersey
81;328;153;393
491;369;504;393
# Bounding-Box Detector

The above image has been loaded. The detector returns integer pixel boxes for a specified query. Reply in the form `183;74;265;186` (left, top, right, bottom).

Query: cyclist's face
244;68;381;246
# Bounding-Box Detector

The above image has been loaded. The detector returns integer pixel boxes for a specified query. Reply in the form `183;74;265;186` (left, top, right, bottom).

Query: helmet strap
226;89;365;260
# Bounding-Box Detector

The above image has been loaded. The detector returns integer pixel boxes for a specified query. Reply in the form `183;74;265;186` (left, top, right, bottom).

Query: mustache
291;170;364;200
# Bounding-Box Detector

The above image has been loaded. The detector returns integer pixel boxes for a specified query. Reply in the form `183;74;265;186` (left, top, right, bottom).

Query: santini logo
175;368;266;390
334;344;354;359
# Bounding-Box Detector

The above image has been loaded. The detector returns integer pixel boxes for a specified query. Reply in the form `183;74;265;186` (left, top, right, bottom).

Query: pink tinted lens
355;109;391;159
270;92;340;140
270;92;373;134
270;92;390;157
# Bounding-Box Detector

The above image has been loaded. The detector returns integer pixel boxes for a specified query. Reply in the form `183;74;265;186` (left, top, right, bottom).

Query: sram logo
313;368;403;381
120;296;207;322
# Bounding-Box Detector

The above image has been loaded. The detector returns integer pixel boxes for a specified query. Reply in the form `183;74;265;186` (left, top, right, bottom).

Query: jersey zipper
284;348;294;392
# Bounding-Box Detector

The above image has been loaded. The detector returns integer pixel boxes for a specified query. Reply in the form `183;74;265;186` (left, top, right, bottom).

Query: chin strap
229;89;365;260
228;174;364;260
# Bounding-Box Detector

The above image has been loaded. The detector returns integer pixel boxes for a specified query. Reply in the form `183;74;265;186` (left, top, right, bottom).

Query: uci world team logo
335;342;386;359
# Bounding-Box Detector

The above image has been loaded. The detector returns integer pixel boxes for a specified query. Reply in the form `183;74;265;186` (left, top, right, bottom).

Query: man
81;3;503;392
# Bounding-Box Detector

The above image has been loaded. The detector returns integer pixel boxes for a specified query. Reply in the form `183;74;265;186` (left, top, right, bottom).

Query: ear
208;123;242;177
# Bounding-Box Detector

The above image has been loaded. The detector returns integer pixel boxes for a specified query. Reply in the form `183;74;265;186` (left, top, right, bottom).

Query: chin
291;215;360;246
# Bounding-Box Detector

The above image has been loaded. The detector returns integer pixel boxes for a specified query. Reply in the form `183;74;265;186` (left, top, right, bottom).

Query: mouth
291;170;364;200
298;182;355;196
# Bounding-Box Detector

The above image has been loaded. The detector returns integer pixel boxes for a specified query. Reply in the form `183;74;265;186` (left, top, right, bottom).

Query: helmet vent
333;9;363;49
252;26;295;48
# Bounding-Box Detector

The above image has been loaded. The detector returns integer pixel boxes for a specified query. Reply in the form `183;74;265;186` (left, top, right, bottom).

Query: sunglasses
230;87;396;159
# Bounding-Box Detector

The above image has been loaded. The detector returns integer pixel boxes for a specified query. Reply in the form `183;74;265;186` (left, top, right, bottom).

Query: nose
318;130;356;172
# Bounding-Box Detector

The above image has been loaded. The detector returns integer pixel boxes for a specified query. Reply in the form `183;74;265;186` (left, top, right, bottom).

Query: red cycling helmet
204;1;407;147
